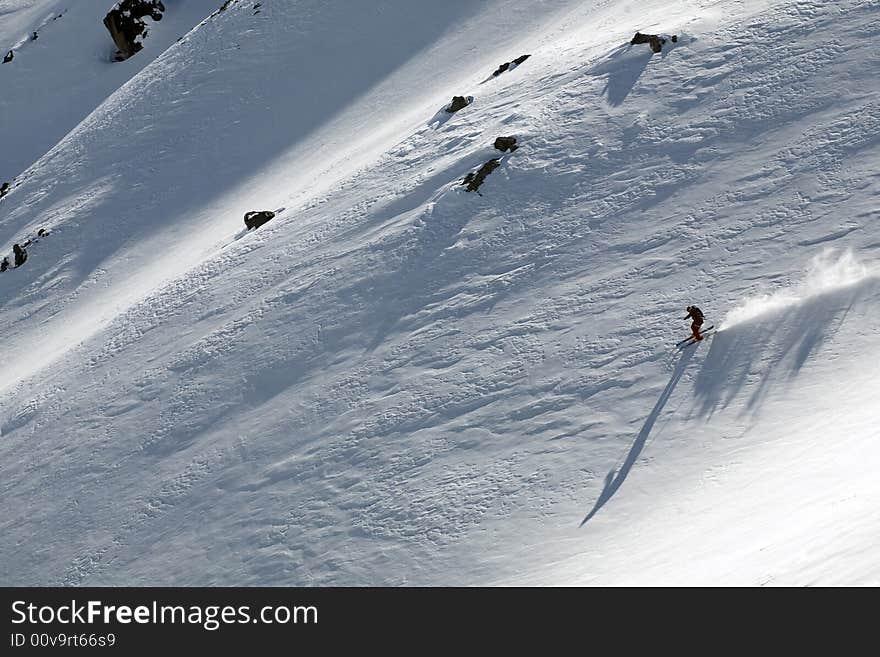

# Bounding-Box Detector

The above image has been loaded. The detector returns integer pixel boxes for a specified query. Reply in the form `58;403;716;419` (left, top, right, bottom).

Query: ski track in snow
1;0;880;585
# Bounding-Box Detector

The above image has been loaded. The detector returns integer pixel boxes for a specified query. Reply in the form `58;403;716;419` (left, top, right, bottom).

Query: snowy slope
1;0;879;586
0;0;222;183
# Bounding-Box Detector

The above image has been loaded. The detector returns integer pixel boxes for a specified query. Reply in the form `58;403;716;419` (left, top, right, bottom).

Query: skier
685;305;705;341
13;243;27;268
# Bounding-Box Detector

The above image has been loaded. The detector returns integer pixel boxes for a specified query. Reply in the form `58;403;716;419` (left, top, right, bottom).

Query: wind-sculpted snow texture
1;0;879;586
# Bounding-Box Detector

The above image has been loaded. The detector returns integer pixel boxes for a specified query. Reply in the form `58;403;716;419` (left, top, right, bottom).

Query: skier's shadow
580;347;695;526
693;278;876;419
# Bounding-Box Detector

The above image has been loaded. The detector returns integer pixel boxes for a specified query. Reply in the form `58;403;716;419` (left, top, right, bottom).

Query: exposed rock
3;50;13;64
462;159;501;193
103;1;166;61
446;96;471;113
493;136;518;152
13;243;27;268
244;210;275;230
630;31;677;53
0;182;9;198
210;0;239;20
631;32;662;52
0;257;8;272
492;54;531;77
31;32;39;41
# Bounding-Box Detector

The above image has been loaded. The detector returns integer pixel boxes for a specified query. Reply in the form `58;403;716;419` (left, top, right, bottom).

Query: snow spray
722;249;875;329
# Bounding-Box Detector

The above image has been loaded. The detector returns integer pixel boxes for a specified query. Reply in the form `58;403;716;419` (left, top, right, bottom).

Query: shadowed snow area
1;0;879;585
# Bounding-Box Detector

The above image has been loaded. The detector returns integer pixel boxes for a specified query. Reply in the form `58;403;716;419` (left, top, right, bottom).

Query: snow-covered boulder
244;210;276;230
462;158;501;193
446;96;471;113
630;31;678;53
12;244;27;268
493;136;518;152
491;54;530;77
103;0;166;61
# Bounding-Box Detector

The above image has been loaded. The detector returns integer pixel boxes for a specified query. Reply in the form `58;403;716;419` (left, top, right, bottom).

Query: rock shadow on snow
589;32;679;107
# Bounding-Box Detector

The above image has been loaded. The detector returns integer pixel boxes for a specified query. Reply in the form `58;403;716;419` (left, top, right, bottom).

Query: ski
676;325;715;348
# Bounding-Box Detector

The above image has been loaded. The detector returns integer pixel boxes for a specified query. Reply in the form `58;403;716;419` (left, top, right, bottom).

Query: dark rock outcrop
103;0;165;61
244;210;275;230
493;136;518;152
210;0;239;21
1;226;50;273
462;159;501;193
630;31;677;53
3;50;13;64
0;182;9;198
492;54;530;77
446;96;471;113
13;243;27;268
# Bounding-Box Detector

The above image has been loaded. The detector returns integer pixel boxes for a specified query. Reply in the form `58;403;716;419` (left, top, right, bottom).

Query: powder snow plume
722;249;874;329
